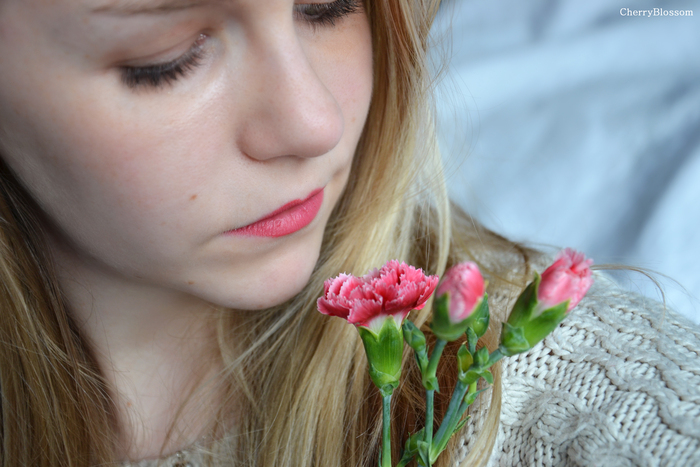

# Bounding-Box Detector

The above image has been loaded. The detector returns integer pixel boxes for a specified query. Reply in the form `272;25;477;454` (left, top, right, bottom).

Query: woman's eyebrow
90;0;210;15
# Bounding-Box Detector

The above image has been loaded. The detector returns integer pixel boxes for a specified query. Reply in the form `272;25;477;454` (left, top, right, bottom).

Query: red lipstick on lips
227;188;324;238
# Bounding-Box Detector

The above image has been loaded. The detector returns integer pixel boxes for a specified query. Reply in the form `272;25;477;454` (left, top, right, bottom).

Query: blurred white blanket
435;0;700;322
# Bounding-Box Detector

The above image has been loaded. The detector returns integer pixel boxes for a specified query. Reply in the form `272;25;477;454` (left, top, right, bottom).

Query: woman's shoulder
456;271;700;466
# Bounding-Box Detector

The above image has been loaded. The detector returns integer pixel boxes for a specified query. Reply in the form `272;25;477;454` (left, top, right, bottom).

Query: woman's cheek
303;14;374;149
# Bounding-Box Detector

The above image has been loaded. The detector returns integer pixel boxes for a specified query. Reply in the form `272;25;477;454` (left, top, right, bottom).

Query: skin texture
0;0;373;459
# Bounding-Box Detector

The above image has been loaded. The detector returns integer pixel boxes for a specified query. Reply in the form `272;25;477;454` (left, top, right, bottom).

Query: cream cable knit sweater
456;273;700;466
127;274;700;467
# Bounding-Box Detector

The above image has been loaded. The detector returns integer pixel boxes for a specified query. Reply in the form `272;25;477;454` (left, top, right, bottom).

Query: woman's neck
51;242;227;460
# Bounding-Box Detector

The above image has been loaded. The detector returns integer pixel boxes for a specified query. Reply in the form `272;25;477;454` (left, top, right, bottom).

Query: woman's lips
226;188;324;238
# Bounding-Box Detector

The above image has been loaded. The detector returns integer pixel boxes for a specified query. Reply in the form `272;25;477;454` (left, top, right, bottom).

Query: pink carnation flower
538;248;594;311
317;260;439;331
436;262;485;324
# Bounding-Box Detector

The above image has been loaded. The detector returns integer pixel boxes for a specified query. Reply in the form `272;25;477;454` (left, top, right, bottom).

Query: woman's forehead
0;0;306;18
90;0;222;15
53;0;290;14
0;0;306;51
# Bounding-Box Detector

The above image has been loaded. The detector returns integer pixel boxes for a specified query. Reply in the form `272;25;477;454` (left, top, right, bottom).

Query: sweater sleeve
454;272;700;466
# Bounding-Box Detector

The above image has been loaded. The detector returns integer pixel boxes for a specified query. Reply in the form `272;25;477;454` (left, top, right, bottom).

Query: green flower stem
423;339;446;453
430;380;468;462
455;399;470;426
382;394;392;467
467;381;477;400
430;347;505;463
488;347;505;367
425;389;435;445
426;339;447;381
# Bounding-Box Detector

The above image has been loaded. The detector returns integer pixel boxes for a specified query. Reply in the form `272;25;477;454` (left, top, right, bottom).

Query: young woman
0;0;697;466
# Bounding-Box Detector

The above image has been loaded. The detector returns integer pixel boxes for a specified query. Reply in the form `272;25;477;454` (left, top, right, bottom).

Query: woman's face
0;0;373;310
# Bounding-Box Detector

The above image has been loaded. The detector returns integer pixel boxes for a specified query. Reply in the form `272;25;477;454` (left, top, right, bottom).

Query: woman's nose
235;32;345;162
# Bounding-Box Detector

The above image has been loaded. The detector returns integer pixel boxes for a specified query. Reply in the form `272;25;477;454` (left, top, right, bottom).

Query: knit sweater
127;273;700;467
455;272;700;466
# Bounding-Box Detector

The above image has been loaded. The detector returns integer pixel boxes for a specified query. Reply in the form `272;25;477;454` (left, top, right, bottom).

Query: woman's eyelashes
120;0;363;90
121;34;207;89
294;0;362;28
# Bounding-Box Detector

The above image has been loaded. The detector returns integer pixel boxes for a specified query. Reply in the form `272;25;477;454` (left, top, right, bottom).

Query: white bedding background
434;0;700;323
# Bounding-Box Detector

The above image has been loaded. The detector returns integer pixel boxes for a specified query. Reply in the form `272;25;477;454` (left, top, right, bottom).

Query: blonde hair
0;0;539;465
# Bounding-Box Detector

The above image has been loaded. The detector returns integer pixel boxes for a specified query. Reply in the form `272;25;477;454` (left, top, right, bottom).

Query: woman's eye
118;1;361;90
120;34;208;90
294;0;363;27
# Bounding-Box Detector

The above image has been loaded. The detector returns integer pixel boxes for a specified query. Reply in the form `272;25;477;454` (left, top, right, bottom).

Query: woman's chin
195;245;320;311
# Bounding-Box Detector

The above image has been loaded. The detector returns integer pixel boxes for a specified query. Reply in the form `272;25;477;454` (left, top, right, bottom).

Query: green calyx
357;317;404;395
501;272;569;356
499;323;530;356
505;273;540;329
457;345;493;385
522;301;568;345
430;293;490;342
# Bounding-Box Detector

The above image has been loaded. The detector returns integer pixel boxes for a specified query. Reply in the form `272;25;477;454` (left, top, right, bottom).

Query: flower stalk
424;389;435;451
423;337;446;447
430;379;468;463
382;394;392;467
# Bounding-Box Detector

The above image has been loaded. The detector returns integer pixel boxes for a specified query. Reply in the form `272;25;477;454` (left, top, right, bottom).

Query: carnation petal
347;298;384;326
539;249;594;311
338;275;365;298
316;296;351;319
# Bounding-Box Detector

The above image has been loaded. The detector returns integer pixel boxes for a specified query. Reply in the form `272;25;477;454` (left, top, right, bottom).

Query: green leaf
460;368;481;385
469;296;490;339
457;344;473;373
429;429;452;464
499;322;531;356
474;346;489;367
452;415;470;436
506;273;540;328
404;428;424;453
464;387;488;406
482;369;493;385
399;428;424;466
466;327;478;354
417;440;431;467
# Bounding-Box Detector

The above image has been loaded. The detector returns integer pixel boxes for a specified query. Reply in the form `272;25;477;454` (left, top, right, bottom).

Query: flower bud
402;320;427;354
437;262;485;323
538;248;594;312
501;249;593;356
402;320;429;375
431;262;489;342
